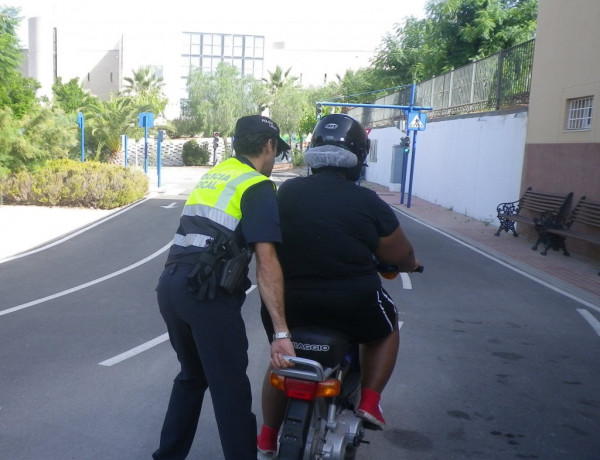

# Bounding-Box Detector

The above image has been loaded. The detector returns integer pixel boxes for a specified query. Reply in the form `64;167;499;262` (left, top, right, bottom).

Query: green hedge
0;159;149;209
181;140;210;166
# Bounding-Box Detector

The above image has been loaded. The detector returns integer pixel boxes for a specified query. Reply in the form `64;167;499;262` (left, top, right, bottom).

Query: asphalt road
0;194;598;459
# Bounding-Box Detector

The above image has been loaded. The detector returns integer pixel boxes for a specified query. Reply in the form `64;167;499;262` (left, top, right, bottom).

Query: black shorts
261;287;398;344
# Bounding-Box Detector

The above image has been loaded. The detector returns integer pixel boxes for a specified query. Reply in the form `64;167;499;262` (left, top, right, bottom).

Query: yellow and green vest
167;158;272;262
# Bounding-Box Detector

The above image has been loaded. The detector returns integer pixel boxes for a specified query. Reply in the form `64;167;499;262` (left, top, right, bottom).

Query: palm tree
85;95;146;162
262;66;298;110
122;66;167;117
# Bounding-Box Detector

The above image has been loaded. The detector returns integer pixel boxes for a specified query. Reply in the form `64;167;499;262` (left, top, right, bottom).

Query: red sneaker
257;425;278;456
356;388;386;430
356;404;386;430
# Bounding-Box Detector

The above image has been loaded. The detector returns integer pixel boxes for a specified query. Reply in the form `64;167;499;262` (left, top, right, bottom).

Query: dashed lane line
98;284;259;366
99;333;170;366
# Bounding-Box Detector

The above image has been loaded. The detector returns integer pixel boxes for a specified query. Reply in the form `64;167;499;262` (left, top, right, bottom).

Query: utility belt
166;231;252;301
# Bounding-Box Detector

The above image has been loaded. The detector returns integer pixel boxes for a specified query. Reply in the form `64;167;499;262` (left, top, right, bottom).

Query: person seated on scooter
257;113;421;454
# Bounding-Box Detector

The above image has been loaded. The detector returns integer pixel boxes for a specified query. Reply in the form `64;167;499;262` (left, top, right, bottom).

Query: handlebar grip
414;265;424;273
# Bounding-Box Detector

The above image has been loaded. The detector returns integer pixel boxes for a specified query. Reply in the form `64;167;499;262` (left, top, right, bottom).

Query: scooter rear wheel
277;399;314;460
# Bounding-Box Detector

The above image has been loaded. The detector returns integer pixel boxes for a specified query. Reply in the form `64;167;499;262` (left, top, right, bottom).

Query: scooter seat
290;326;353;369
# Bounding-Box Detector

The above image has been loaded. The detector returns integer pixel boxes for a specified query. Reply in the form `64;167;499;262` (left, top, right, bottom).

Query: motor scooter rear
270;326;366;460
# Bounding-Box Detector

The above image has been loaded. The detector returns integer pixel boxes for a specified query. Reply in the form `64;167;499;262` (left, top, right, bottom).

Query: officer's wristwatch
273;331;292;340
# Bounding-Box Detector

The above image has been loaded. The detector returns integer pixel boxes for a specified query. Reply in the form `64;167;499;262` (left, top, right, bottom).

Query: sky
8;0;429;58
6;0;430;115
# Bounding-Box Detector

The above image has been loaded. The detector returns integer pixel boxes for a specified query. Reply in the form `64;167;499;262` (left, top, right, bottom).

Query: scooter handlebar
377;263;424;279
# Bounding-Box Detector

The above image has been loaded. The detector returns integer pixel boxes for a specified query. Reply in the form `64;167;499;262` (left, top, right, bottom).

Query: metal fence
350;39;535;126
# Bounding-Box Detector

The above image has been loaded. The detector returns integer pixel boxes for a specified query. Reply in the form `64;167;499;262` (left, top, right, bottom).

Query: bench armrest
496;199;520;217
534;210;567;231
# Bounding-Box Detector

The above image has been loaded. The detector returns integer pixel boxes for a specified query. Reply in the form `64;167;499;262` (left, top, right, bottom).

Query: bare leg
359;329;400;392
260;364;288;429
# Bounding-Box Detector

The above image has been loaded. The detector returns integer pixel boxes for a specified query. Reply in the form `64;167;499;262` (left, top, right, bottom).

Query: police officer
153;115;296;460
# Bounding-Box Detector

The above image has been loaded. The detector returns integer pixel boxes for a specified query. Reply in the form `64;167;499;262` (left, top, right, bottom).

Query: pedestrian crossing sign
407;111;427;131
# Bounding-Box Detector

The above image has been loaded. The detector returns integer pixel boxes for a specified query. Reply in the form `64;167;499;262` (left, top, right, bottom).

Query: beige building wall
523;0;600;258
526;0;600;144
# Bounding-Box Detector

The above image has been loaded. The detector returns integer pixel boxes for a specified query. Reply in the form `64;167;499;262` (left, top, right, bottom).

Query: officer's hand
270;338;295;369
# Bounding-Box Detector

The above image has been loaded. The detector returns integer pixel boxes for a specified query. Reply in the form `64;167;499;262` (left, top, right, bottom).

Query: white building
20;13;389;120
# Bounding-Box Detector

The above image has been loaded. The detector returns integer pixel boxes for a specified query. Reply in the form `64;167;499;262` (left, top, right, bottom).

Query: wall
522;0;600;256
526;0;600;145
523;143;600;258
365;109;528;223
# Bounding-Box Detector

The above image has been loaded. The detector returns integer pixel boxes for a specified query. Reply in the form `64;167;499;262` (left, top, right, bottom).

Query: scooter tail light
316;379;341;398
284;378;318;401
269;372;286;391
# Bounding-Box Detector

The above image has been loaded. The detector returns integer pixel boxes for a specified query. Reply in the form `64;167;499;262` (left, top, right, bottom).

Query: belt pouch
218;252;248;294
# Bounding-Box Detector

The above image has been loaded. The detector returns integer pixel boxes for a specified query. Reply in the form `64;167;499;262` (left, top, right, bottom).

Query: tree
122;66;168;117
0;7;39;119
0;6;22;83
270;82;307;148
84;95;146;162
0;106;77;173
52;77;97;114
187;62;260;139
333;68;386;105
371;0;538;85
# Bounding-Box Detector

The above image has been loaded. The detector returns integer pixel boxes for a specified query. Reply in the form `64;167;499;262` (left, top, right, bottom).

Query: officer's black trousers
153;264;257;460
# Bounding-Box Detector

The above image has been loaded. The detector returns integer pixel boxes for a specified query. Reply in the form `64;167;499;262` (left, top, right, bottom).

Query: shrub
292;148;304;166
182;139;210;166
0;159;148;209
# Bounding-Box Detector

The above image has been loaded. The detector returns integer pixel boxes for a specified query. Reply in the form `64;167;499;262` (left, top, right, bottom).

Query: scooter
270;326;363;460
269;265;424;460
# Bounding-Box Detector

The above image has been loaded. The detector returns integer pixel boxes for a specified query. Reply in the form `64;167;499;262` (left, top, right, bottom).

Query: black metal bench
495;187;573;239
537;196;600;255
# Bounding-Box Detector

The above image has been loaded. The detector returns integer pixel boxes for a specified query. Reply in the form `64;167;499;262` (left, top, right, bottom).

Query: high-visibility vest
167;158;272;260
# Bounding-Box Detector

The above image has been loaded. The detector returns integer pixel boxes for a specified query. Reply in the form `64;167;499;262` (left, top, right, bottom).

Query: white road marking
577;309;600;336
0;242;171;317
394;208;600;314
398;321;404;330
400;273;412;289
99;284;259;366
99;333;170;366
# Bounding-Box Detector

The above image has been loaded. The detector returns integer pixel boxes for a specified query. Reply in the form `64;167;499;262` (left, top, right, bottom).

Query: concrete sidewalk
1;164;599;307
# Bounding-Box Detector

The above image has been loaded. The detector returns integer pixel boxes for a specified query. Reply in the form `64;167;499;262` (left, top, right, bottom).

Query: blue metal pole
123;135;128;167
157;130;163;188
78;112;85;162
144;123;148;174
407;131;418;208
81;119;85;162
400;134;409;205
406;84;417;208
318;101;433;111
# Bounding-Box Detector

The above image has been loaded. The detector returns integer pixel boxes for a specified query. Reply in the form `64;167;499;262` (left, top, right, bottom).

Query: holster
184;229;251;301
218;251;250;294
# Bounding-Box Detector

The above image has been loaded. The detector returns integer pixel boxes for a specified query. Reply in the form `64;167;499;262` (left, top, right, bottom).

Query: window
566;96;593;130
369;139;378;163
233;36;244;58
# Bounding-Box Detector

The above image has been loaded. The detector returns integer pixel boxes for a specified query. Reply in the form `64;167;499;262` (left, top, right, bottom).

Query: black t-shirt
235;155;282;246
277;170;399;290
240;179;282;245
